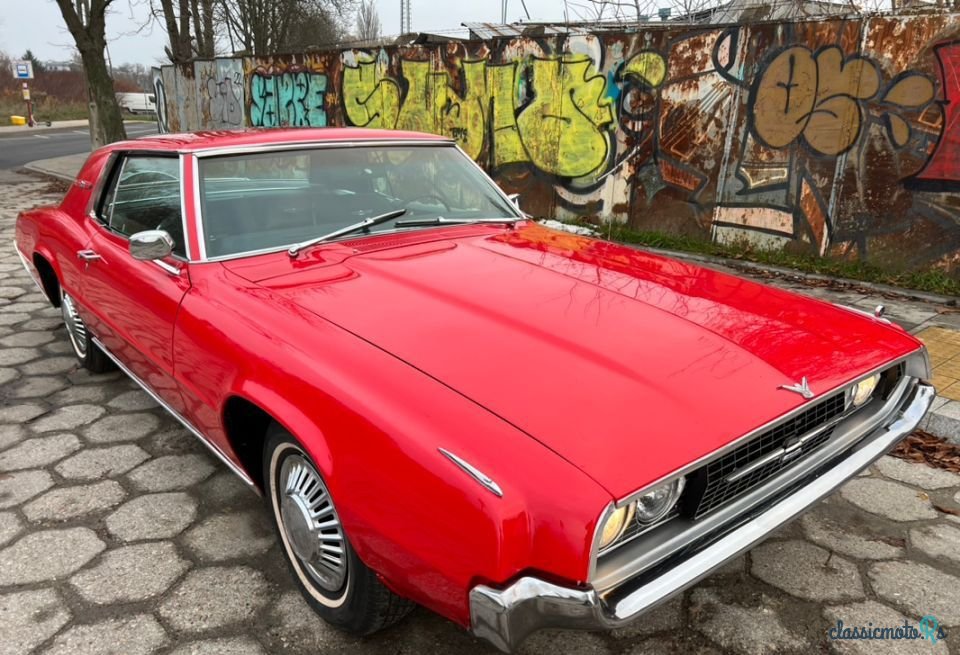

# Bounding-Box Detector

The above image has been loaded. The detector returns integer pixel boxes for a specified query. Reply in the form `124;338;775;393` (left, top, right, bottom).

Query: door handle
76;250;101;262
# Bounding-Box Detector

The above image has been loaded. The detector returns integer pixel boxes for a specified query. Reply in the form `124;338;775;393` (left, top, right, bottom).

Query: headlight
635;476;686;524
850;373;881;407
598;504;635;550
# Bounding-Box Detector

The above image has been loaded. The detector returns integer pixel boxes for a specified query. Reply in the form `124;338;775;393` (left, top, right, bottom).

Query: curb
22;162;75;183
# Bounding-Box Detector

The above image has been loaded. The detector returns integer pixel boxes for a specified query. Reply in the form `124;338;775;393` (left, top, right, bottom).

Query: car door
79;152;191;415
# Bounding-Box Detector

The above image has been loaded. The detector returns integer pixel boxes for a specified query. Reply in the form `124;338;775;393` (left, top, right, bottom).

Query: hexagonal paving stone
168;637;267;655
909;523;960;564
823;600;948;655
0;588;70;655
158;566;269;632
29;405;105;433
874;456;960;490
9;375;68;398
868;561;960;626
19;356;77;376
199;471;254;508
799;511;905;560
55;445;150;480
22;480;126;522
85;412;161;443
840;478;938;522
0;527;105;585
70;541;190;604
0;331;54;347
107;389;159;411
0;424;24;452
750;540;864;602
0;346;36;365
0;286;26;299
67;368;123;385
43;614;168;655
183;512;275;562
0;403;46;423
0;511;23;547
689;588;804;655
127;453;216;492
610;596;683;640
48;384;110;405
0;367;17;386
106;492;198;541
0;433;81;471
0;469;54;509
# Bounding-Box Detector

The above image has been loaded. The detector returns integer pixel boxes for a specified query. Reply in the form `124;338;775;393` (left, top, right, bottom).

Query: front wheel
263;425;414;635
60;287;113;373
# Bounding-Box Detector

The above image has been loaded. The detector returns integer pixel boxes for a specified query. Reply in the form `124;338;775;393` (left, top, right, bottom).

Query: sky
0;0;577;69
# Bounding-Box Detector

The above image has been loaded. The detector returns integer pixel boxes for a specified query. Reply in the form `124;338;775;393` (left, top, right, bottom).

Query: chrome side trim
438;448;503;497
151;259;182;276
91;336;258;491
14;242;46;297
469;382;934;653
179;154;192;260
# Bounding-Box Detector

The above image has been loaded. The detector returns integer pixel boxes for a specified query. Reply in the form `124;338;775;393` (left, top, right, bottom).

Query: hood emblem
779;377;814;399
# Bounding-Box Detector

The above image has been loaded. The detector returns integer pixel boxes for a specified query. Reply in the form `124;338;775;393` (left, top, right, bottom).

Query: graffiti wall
157;15;960;272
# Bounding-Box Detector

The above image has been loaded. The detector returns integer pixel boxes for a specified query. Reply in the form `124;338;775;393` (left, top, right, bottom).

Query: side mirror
129;230;174;261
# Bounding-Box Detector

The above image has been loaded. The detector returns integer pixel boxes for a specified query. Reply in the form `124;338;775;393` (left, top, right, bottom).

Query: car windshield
197;144;519;259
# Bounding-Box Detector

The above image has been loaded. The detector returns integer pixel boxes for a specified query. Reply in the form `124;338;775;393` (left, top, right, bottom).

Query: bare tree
155;0;193;63
355;0;380;41
191;0;216;57
54;0;127;145
217;0;354;55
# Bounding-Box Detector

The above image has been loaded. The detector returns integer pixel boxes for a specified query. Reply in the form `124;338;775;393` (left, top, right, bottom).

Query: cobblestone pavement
2;170;960;655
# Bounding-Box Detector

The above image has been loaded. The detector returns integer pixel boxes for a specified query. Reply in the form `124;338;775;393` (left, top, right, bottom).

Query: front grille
684;392;847;519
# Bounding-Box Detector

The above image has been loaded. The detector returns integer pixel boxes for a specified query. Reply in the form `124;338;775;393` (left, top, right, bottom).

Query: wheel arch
31;252;61;308
220;391;334;493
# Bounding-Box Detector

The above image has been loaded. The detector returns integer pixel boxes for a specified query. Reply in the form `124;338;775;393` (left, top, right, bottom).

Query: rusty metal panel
161;16;960;274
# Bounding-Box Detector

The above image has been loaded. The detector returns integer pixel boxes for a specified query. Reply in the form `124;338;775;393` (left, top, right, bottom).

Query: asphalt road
0;122;159;170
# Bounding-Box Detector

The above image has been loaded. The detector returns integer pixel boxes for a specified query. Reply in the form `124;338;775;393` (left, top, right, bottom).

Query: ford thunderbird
15;128;934;651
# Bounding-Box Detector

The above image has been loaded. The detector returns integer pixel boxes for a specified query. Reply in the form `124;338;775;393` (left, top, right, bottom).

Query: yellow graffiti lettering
623;51;667;87
486;62;526;168
516;55;614;178
342;58;400;129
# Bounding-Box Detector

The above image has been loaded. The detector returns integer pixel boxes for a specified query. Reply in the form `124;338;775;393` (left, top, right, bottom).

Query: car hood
226;224;921;499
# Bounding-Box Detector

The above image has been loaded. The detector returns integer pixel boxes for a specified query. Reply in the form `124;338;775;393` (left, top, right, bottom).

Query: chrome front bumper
470;381;935;652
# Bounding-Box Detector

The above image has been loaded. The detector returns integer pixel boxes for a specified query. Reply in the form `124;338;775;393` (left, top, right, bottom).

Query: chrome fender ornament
779;376;814;399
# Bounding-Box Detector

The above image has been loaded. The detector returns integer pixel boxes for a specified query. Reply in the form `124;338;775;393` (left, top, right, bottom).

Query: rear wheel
60;287;113;373
263;424;414;635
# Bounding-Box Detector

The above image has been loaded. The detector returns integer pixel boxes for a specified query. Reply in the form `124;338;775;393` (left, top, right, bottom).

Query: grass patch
579;220;960;298
0;97;90;122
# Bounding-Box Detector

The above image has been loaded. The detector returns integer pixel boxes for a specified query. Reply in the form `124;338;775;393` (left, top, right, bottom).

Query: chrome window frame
588;346;929;582
84;150;191;270
188;139;524;263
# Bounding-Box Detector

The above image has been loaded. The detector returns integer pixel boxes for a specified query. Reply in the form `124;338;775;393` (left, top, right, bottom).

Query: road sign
13;60;34;79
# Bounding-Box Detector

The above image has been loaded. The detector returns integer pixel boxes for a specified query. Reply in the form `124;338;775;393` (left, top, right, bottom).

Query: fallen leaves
891;429;960;474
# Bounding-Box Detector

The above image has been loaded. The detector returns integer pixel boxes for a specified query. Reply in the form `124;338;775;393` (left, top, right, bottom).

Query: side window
100;155;185;258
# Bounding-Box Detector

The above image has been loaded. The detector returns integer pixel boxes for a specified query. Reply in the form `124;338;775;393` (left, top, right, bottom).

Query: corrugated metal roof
462;22;570;39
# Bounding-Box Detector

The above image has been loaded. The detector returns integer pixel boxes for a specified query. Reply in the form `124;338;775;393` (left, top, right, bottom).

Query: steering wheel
406;194;451;212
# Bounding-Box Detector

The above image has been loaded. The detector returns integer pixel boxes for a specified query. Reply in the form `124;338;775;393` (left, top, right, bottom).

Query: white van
116;92;157;115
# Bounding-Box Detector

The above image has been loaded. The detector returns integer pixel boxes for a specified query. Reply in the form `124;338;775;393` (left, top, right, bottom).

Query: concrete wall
155;16;960;272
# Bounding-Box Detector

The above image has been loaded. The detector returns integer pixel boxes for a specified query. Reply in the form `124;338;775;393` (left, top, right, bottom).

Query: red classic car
15;128;934;651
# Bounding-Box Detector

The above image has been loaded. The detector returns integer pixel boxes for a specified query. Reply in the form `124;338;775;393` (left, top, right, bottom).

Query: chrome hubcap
279;455;347;592
60;291;87;358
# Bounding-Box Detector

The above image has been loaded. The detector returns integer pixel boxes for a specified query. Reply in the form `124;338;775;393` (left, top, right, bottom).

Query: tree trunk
79;42;127;146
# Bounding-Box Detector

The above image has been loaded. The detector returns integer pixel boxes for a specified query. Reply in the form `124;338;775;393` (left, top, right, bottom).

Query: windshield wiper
288;209;407;257
394;217;522;228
